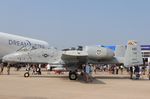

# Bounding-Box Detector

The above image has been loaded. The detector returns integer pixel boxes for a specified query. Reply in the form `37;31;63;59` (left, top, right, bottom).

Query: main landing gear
69;71;78;80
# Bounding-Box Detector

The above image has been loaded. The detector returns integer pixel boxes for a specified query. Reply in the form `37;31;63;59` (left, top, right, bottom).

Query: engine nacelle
85;46;114;59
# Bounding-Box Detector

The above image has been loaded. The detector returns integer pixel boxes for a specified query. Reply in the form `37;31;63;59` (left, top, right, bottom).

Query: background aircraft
0;32;49;62
2;40;143;80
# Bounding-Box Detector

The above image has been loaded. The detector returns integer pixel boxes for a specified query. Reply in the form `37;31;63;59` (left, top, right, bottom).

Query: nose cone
2;53;21;63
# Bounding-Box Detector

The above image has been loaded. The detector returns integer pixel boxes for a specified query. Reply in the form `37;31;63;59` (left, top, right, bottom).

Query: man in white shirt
46;64;51;74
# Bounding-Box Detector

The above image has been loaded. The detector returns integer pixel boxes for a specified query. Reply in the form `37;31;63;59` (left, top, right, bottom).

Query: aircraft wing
62;50;88;57
61;50;88;63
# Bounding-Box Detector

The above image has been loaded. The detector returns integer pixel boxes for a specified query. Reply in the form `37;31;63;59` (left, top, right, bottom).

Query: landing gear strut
69;71;77;80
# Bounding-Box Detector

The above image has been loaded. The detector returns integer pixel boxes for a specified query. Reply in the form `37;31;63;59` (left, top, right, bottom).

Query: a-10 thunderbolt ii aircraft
2;40;143;80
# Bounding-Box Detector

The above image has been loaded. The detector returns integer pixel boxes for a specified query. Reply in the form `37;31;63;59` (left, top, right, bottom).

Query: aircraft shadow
28;75;106;84
77;75;106;84
29;75;68;79
94;76;130;79
27;75;149;83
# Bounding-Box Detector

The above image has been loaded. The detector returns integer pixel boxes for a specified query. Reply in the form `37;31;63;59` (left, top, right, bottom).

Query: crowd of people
0;62;150;82
94;64;124;75
129;65;150;80
80;63;150;82
0;63;42;75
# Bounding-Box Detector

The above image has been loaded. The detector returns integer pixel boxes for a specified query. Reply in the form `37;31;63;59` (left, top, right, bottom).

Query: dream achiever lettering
9;40;45;48
9;40;31;47
33;43;45;48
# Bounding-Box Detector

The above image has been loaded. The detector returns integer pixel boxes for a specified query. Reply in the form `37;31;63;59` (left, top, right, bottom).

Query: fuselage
0;32;49;59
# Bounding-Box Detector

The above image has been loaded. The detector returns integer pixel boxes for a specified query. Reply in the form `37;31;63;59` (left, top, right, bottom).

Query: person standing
7;63;10;75
82;64;86;81
93;64;97;74
111;65;115;74
26;64;30;71
38;64;41;75
120;65;124;74
89;64;93;81
130;66;133;79
0;63;4;74
32;64;36;75
134;66;140;80
148;63;150;80
46;64;51;74
116;66;119;75
36;64;42;75
85;64;90;82
103;64;107;72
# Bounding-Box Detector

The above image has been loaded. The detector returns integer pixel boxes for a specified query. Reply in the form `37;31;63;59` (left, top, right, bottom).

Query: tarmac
0;68;150;99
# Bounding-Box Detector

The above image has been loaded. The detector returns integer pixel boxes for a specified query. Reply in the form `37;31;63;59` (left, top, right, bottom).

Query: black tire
69;72;77;80
24;72;30;77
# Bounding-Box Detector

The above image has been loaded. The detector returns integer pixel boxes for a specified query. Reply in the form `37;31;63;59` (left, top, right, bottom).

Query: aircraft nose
2;53;19;63
2;55;12;62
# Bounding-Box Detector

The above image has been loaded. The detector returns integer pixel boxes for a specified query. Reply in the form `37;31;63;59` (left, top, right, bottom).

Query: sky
0;0;150;49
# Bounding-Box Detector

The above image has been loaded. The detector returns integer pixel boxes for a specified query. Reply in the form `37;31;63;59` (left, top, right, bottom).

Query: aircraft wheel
24;72;30;77
69;72;77;80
